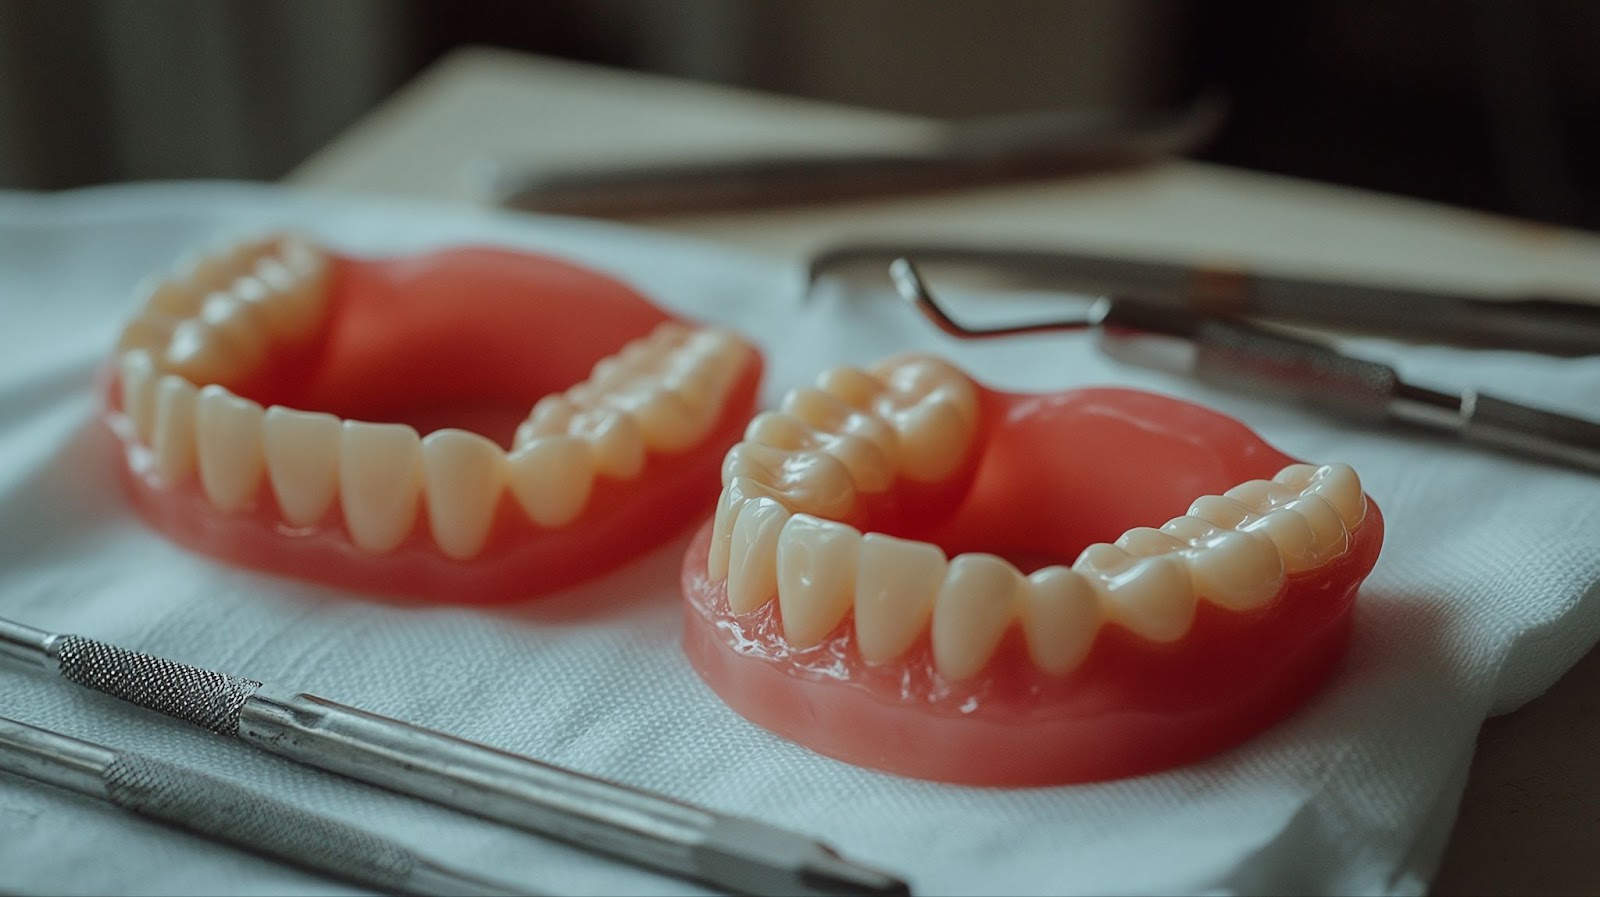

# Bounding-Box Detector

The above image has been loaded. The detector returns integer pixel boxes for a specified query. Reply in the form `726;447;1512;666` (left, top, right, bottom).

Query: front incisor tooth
1021;566;1101;675
263;406;342;527
339;422;424;553
151;376;200;482
1185;529;1285;611
422;429;508;560
854;533;946;663
569;408;645;479
119;351;159;443
776;514;862;648
932;553;1023;680
195;385;265;512
506;436;594;529
1275;462;1366;529
1074;544;1196;642
726;497;790;613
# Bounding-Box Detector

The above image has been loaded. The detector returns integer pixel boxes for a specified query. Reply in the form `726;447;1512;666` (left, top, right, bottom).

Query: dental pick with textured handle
0;715;523;896
0;617;911;897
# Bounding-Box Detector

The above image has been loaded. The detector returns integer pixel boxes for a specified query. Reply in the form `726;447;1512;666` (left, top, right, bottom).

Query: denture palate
705;355;1368;682
112;234;756;560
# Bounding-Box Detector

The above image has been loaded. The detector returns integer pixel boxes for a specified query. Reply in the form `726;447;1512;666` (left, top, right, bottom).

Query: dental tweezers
0;618;909;897
0;716;519;896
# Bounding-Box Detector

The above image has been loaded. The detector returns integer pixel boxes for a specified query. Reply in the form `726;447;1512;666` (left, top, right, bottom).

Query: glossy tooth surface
1224;479;1299;513
776;514;862;648
880;394;972;484
339;422;424;553
1276;462;1366;529
854;533;946;664
517;395;578;445
1185;529;1285;611
721;442;857;521
606;386;703;452
422;429;507;560
151;376;199;482
197;293;269;376
163;318;236;384
1240;508;1320;573
506;436;594;529
569;408;645;479
726;497;790;613
777;391;896;493
263;407;342;527
1021;566;1102;675
1281;494;1349;564
249;256;324;341
119;351;159;442
1188;494;1256;529
1075;545;1195;642
932;553;1022;680
1160;515;1220;544
195;385;265;512
815;366;886;409
708;477;774;581
1116;527;1187;556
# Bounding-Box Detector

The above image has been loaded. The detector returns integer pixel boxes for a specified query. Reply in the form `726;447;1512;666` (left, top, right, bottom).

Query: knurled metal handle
52;636;261;736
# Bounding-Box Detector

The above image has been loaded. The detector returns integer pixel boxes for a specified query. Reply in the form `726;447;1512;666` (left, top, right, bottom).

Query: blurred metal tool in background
811;254;1600;475
0;716;520;896
0;619;910;897
494;94;1224;216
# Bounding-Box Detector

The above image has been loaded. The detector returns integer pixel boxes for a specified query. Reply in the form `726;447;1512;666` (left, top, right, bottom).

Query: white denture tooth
569;408;645;479
854;533;946;663
1271;463;1320;491
776;514;862;648
195;385;266;512
883;396;973;483
662;362;721;415
520;395;579;443
150;375;199;483
721;442;857;520
874;356;980;424
646;321;692;349
135;274;204;319
339;421;424;554
726;497;790;613
422;429;508;560
197;292;269;375
278;235;328;283
1224;479;1299;513
1021;566;1102;675
119;351;159;443
747;410;892;493
1074;542;1133;572
1281;494;1349;564
1188;494;1257;530
1240;507;1320;573
1294;463;1366;529
506;436;594;529
1116;527;1187;556
744;411;815;450
606;385;704;452
816;366;886;409
932;553;1023;680
1185;529;1285;611
263;407;342;526
250;257;325;341
1076;548;1195;642
782;388;898;453
116;313;179;355
708;477;775;580
1160;515;1221;545
163;318;234;384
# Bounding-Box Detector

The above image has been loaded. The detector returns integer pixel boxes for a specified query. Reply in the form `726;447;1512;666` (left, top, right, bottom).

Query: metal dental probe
0;716;523;896
0;618;911;897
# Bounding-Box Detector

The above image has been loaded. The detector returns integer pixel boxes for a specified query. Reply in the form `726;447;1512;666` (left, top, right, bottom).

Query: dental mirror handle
1093;298;1600;474
0;716;521;897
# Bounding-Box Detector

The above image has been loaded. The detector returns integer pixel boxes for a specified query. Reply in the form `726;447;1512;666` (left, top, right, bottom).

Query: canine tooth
569;408;645;479
422;429;508;559
1279;462;1366;529
1188;494;1256;529
1075;546;1195;642
116;313;179;355
932;553;1023;680
1281;494;1349;563
604;385;703;451
195;385;265;512
151;376;199;482
1240;508;1320;573
249;257;324;341
1021;566;1102;675
815;366;886;409
1185;529;1285;611
776;514;862;648
119;351;159;442
1224;479;1299;513
726;497;790;613
1160;515;1220;544
136;275;203;319
709;477;778;580
1116;527;1186;556
506;436;594;529
854;533;946;663
339;421;423;553
721;442;857;520
263;407;342;526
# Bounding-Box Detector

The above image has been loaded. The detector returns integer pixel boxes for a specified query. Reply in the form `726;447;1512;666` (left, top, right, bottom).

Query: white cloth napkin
2;182;1598;897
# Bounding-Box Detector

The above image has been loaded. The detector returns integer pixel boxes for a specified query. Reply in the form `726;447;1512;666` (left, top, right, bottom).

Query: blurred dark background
2;0;1596;228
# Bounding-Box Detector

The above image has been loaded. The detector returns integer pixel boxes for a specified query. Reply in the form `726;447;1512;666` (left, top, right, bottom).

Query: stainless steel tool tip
800;846;912;896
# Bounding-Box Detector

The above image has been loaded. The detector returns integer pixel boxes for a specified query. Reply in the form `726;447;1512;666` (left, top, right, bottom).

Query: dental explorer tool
0;715;522;896
0;618;911;897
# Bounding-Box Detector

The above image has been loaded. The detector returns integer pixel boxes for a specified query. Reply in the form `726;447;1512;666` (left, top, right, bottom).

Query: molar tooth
776;514;862;648
1115;526;1186;556
1184;529;1285;611
604;385;704;452
339;421;424;553
422;429;508;560
854;533;946;663
1159;515;1220;545
721;442;856;520
1021;566;1102;675
1224;479;1299;513
1074;547;1195;642
780;389;897;492
1188;494;1256;530
815;366;885;409
744;411;815;449
1281;494;1349;563
195;385;265;512
506;435;594;529
1239;508;1320;573
569;408;645;479
151;375;199;483
1280;462;1366;529
726;497;790;613
118;351;159;443
932;553;1023;680
263;407;342;526
882;396;973;483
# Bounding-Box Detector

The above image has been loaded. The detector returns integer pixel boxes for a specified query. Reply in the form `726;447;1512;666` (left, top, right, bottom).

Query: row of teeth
113;238;753;560
706;361;1366;680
